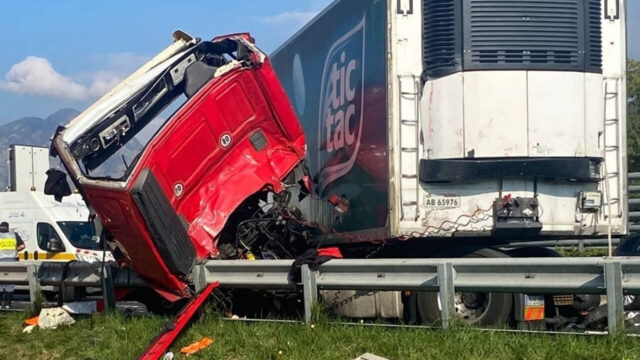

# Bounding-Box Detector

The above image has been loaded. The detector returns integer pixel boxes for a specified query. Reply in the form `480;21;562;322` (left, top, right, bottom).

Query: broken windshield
67;39;241;181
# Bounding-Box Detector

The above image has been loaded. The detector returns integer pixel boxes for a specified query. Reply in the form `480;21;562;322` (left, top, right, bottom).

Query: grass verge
2;306;640;360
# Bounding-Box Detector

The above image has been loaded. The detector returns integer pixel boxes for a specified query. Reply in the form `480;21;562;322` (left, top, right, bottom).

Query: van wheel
417;248;513;327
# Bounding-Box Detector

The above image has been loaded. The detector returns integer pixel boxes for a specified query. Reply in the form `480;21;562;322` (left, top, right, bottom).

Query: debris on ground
180;337;214;356
63;301;97;315
38;307;76;330
354;353;389;360
626;311;640;329
114;301;148;316
22;325;36;334
22;316;39;333
24;316;39;326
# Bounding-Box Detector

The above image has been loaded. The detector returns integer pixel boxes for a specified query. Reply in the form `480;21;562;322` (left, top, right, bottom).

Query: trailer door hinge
397;0;414;15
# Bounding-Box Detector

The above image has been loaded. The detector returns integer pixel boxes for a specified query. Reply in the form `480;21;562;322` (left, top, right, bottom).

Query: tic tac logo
317;16;366;193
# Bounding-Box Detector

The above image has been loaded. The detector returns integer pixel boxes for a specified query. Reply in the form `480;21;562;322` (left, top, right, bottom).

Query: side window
36;223;62;251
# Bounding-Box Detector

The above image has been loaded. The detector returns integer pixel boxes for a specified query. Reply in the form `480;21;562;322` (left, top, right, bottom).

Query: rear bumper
420;157;602;183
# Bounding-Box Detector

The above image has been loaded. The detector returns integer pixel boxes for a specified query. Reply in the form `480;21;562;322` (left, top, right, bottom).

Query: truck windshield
69;40;236;181
57;221;100;250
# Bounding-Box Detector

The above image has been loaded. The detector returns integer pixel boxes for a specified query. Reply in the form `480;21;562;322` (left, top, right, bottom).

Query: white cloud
0;56;88;99
103;52;149;72
87;70;125;97
262;11;318;26
0;53;149;100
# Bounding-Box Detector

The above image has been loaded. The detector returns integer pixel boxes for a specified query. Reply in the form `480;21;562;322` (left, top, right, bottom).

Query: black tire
417;248;513;327
506;246;562;258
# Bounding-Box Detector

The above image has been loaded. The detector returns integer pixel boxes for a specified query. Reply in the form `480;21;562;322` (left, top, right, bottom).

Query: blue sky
0;0;637;124
0;0;331;123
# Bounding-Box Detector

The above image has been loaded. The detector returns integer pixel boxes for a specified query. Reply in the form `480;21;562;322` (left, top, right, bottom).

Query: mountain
0;108;80;189
0;108;145;189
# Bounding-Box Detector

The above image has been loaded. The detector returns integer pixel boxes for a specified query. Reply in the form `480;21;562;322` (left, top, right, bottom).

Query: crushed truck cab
50;32;306;300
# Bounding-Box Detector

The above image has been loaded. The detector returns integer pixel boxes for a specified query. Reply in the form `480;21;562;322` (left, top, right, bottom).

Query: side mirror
47;238;65;253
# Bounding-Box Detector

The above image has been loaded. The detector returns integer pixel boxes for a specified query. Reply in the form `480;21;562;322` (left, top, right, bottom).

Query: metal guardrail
0;261;145;312
0;262;39;309
629;173;640;233
197;258;640;335
2;257;640;335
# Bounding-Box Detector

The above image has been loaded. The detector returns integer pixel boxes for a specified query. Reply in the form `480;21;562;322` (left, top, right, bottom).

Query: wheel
417;248;513;327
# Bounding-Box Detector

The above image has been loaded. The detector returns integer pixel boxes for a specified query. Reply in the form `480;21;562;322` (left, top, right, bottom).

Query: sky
0;0;637;124
0;0;332;123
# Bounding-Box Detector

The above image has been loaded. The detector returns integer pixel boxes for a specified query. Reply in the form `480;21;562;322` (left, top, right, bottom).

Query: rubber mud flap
132;168;196;279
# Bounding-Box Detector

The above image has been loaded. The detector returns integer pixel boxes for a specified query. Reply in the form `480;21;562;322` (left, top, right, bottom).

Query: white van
2;145;113;263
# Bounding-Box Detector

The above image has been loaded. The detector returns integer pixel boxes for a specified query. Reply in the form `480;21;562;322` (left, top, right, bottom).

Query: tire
506;246;562;258
417;248;513;327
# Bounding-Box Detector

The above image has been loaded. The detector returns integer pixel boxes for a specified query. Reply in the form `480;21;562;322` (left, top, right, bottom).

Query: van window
36;223;62;251
57;221;100;250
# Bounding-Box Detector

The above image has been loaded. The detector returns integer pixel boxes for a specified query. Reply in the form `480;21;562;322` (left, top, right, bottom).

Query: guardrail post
301;264;317;325
102;265;116;313
605;261;624;335
438;262;455;329
192;265;207;293
27;264;40;312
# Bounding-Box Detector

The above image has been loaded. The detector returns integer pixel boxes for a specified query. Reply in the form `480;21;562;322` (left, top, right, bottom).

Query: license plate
525;295;545;307
424;196;461;209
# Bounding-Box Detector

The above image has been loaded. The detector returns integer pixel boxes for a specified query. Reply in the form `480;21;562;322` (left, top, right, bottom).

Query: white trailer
273;0;627;241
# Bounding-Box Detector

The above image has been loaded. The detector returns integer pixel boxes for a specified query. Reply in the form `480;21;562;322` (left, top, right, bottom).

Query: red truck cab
50;32;306;300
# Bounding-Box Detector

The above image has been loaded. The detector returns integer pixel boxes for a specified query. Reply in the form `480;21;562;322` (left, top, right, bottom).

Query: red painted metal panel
83;187;189;300
80;51;305;299
138;283;219;360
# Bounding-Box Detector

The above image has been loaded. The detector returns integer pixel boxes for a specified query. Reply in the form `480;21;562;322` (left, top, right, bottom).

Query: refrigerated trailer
271;0;628;243
270;0;628;325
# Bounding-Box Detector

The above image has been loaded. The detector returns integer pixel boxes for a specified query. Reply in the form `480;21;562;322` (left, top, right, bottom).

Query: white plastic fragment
62;301;97;315
22;325;36;333
354;353;389;360
38;307;76;330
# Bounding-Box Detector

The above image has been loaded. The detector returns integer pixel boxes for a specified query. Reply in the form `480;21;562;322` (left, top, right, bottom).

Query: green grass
555;247;610;257
2;307;640;360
